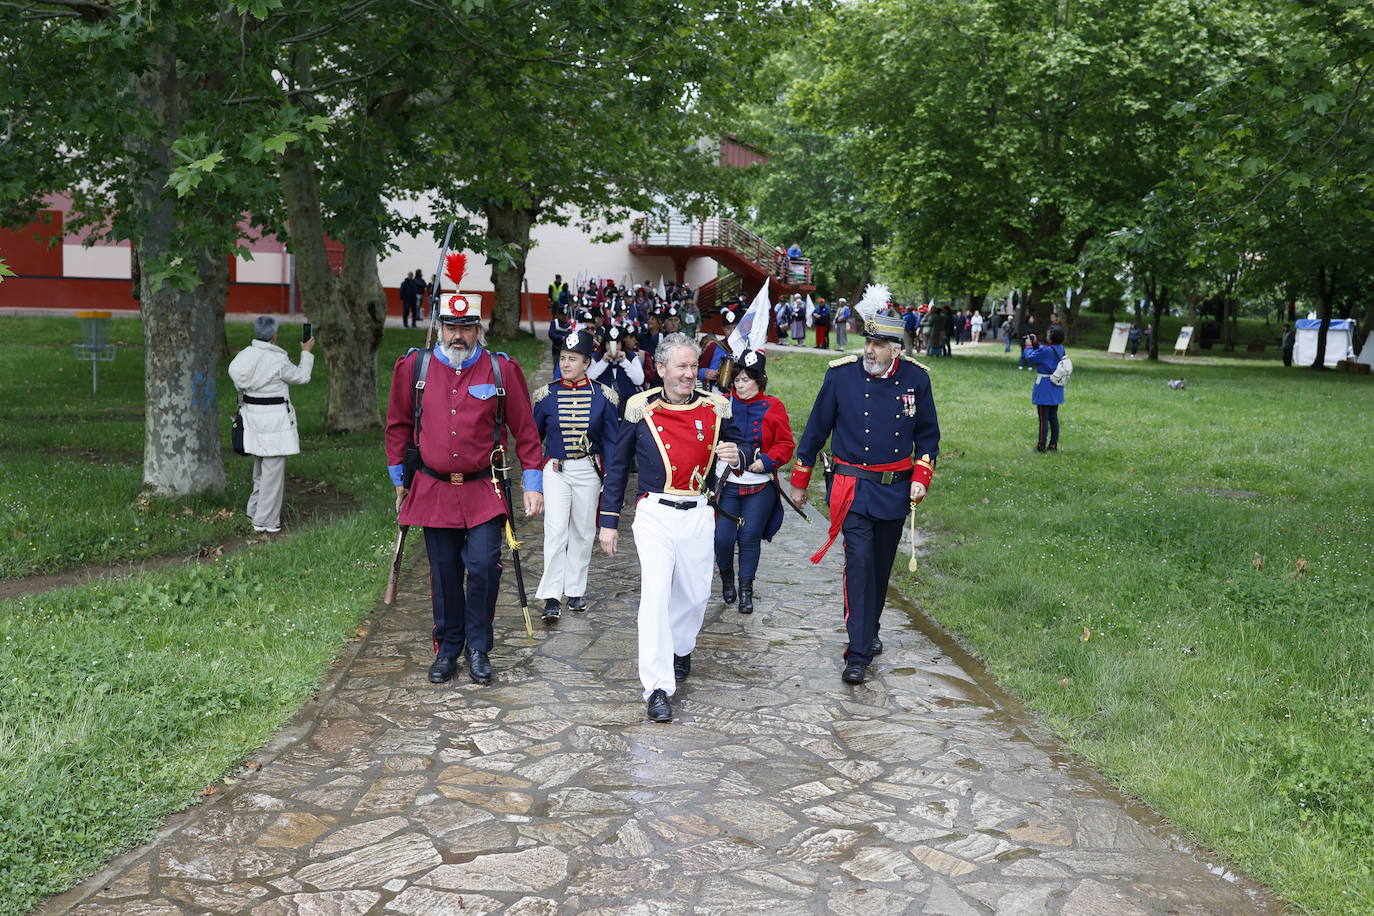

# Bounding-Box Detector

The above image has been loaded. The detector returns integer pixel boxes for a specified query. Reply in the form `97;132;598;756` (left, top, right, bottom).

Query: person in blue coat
1023;325;1067;451
531;329;621;620
790;311;940;685
712;349;796;615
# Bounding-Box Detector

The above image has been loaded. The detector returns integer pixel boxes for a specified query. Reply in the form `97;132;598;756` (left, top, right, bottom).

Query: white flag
657;275;667;301
728;283;772;356
805;294;816;328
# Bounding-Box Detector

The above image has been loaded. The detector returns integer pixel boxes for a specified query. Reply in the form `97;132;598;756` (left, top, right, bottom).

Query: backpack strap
412;348;433;437
488;350;507;450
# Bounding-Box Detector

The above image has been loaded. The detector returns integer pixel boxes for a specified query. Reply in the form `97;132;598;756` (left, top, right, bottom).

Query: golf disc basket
73;310;116;393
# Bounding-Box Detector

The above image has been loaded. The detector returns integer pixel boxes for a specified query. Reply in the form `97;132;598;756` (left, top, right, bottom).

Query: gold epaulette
829;354;859;368
707;391;732;419
597;381;620;407
531;383;550;405
901;355;931;372
624;388;658;423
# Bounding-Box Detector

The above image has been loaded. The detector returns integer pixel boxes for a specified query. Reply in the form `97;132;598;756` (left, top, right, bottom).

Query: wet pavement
45;493;1281;914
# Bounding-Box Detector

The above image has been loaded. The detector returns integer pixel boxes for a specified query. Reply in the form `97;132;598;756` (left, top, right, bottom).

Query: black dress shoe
673;653;691;681
737;578;754;614
720;568;737;604
566;596;587;612
871;636;883;656
542;598;561;622
842;662;867;684
466;648;492;684
647;688;673;722
428;656;458;683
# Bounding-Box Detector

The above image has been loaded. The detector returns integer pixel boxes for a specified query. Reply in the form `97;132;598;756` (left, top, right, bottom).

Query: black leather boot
737;578;754;614
720;568;737;604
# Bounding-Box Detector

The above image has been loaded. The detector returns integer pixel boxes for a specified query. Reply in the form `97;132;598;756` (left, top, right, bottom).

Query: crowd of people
378;264;941;723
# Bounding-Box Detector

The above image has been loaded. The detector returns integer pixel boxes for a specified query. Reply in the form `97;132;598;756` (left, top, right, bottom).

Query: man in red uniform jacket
385;279;543;686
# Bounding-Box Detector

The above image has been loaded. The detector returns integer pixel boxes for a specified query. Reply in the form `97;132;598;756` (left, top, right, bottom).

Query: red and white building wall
0;193;715;323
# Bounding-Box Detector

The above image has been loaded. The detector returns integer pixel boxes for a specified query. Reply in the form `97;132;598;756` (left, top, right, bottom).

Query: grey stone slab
420;846;571;892
293;833;441;890
250;889;382;915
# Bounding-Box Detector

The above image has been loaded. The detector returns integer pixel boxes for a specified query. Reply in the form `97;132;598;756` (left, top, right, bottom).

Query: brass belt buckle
449;472;465;485
880;470;895;484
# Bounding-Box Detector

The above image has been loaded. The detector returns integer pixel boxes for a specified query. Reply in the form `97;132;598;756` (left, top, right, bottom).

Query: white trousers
536;457;601;600
247;456;286;529
632;496;714;699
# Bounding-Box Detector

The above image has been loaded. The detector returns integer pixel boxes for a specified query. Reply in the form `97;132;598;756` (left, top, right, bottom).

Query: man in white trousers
598;334;749;722
530;330;620;621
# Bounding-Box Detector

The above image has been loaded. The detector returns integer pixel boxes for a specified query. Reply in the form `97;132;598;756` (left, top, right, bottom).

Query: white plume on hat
854;283;892;323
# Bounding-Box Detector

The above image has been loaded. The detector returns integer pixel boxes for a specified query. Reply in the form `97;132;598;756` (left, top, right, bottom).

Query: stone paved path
46;489;1281;914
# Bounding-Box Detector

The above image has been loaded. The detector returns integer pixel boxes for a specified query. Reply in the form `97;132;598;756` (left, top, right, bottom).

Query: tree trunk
1149;287;1169;361
1065;285;1083;344
328;236;386;432
210;254;230;361
1026;278;1056;337
128;46;226;498
280;147;386;432
1312;264;1334;370
484;200;539;340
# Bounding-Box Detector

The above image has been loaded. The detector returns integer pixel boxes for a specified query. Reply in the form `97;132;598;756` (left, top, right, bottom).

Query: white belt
1036;373;1051;379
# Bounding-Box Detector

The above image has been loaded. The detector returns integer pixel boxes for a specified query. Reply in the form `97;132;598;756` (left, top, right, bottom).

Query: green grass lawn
766;341;1374;915
0;315;544;913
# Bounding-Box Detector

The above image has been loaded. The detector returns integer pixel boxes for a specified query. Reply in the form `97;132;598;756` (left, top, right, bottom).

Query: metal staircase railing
631;216;812;288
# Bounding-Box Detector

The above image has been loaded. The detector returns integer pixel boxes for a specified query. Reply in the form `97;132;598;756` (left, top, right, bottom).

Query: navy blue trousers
841;510;904;666
713;485;771;579
424;518;504;657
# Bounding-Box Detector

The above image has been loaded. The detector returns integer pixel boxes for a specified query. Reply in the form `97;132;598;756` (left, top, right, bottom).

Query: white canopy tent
1293;318;1355;368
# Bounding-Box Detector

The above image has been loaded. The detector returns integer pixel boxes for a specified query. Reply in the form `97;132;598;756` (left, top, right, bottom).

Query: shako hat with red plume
436;253;482;325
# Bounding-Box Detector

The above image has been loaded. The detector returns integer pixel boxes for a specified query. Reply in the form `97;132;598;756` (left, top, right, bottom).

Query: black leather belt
656;496;705;510
242;395;287;405
421;465;494;485
834;465;913;485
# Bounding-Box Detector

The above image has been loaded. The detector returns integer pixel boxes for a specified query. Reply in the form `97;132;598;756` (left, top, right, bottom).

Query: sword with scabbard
693;466;743;526
771;472;810;522
384;219;457;605
491;444;535;638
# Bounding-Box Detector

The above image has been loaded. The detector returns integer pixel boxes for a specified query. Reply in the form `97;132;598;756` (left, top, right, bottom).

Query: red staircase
631;217;814;331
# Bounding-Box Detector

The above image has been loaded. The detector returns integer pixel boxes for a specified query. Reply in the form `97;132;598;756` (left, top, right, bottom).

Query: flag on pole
728;283;772;356
657;275;667;301
805;294;816;328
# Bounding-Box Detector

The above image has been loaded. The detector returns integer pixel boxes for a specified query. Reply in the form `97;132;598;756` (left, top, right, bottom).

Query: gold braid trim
829;354;859;368
901;355;932;372
707;391;732;419
531;383;550;405
598;381;620;407
624;388;657;423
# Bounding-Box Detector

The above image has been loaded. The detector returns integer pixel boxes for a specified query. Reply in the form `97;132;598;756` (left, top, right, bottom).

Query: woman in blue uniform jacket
530;329;621;619
1023;325;1067;451
712;349;795;613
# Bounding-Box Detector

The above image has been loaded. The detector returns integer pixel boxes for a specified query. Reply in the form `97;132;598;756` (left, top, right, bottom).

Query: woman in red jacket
713;349;796;613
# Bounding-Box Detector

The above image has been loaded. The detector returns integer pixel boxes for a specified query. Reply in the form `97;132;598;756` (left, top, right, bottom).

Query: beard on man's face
442;336;475;363
862;347;895;375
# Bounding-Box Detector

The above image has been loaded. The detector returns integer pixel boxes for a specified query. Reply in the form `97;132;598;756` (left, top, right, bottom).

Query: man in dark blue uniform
790;311;940;684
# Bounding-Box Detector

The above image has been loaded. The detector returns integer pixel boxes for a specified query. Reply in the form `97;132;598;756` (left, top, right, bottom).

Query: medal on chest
901;392;917;417
694;418;704;441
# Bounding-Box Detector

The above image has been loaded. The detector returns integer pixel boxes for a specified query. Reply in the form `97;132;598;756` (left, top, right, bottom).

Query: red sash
810;456;914;564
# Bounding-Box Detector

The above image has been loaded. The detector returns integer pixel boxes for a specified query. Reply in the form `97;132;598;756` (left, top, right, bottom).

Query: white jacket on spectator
228;340;314;456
